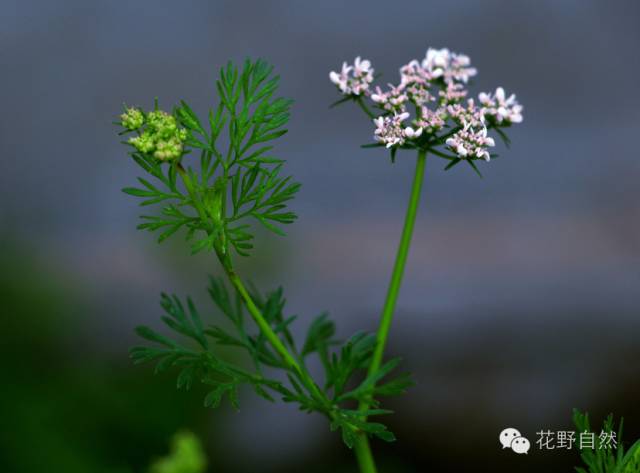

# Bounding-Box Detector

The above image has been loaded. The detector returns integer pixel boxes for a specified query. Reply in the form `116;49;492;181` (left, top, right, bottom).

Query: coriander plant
118;49;523;472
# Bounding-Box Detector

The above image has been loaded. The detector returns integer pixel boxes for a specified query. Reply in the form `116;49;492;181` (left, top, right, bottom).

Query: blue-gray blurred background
1;0;639;472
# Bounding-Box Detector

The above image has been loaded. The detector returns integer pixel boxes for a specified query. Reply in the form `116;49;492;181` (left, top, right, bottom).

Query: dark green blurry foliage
573;409;640;473
149;431;207;473
0;246;211;473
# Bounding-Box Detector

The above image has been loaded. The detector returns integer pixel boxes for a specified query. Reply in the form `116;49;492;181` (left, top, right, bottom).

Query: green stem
354;149;427;472
354;435;378;473
225;268;326;404
178;161;327;406
367;149;427;382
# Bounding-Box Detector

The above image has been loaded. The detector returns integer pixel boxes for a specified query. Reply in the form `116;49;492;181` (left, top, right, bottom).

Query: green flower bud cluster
122;107;188;161
120;107;144;130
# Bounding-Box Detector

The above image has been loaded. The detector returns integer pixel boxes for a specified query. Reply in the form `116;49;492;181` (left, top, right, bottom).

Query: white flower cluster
330;47;524;159
371;84;407;113
422;48;477;83
479;87;523;124
445;122;495;162
374;112;422;148
446;99;484;127
329;57;374;96
415;107;446;134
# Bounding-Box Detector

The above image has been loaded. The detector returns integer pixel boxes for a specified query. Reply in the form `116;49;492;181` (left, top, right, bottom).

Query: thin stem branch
356;97;376;119
428;147;457;160
367;149;427;377
428;125;461;146
225;268;326;404
224;263;372;456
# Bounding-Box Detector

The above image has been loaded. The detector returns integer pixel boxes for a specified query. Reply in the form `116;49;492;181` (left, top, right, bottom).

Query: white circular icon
511;436;530;454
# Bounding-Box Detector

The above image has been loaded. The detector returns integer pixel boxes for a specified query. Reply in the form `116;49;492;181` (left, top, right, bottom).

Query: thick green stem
354;435;378;473
354;149;427;472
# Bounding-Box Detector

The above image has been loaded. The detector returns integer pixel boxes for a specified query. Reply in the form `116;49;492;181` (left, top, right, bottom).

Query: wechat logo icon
500;428;531;454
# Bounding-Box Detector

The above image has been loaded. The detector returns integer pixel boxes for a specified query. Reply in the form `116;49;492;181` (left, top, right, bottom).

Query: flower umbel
479;87;524;124
414;106;446;134
446;122;495;161
122;107;188;161
374;112;422;148
422;48;477;83
329;56;374;96
329;46;523;171
446;99;484;127
371;84;408;113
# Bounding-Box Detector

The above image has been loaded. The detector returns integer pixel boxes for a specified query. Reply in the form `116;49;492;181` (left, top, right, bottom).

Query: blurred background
1;0;639;471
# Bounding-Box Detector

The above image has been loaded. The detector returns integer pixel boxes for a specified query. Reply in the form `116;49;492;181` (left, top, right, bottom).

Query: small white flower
478;86;523;124
403;126;423;139
329;57;374;96
422;48;450;79
329;62;352;94
354;56;372;76
448;53;477;83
